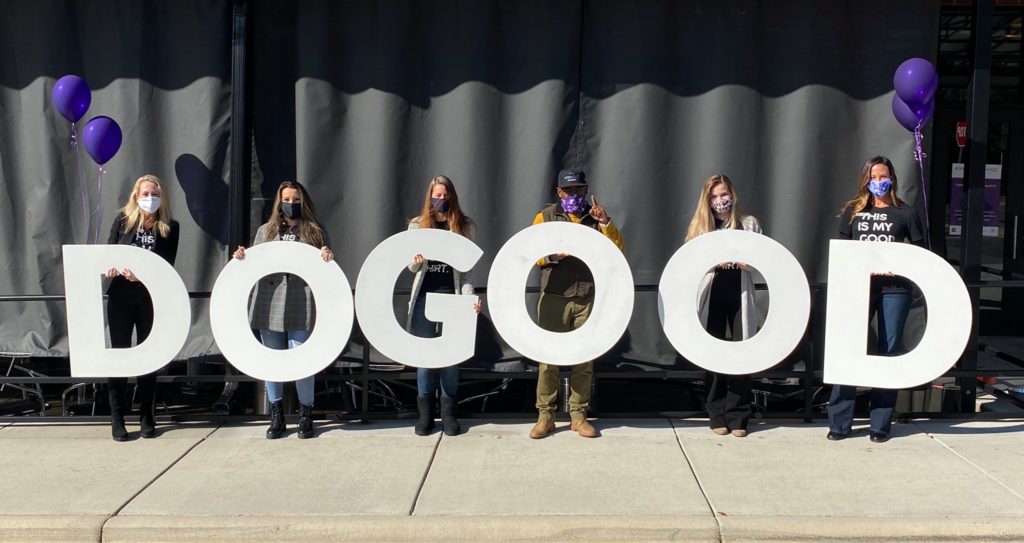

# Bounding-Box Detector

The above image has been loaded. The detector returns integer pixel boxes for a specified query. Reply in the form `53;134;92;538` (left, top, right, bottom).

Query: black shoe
140;410;157;439
414;396;435;436
439;396;461;437
297;404;315;439
111;415;129;442
826;431;848;441
266;400;285;439
869;432;890;443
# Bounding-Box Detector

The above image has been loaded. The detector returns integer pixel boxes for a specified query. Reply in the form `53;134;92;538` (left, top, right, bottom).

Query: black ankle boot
109;380;128;442
266;400;285;439
111;414;128;442
140;407;156;439
297;404;314;439
439;396;460;436
414;395;435;436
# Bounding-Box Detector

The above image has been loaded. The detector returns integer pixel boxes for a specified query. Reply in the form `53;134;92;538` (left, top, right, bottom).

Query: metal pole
957;0;993;414
229;0;253;254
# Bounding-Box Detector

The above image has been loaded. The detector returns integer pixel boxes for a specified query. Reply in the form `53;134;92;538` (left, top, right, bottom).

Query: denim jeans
259;329;315;407
410;296;459;398
827;290;911;436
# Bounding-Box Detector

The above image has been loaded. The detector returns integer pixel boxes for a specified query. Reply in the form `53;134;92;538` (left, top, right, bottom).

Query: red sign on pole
955;121;968;148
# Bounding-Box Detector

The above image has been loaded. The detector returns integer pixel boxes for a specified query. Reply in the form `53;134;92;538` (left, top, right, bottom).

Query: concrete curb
101;514;721;542
720;515;1024;542
0;514;107;543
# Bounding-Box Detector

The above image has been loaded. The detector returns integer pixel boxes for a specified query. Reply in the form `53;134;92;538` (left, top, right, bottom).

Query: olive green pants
535;293;594;421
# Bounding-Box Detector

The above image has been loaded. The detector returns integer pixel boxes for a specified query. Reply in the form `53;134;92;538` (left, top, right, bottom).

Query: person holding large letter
232;181;334;439
529;169;624;439
685;175;762;438
827;156;924;443
406;175;481;437
104;174;180;441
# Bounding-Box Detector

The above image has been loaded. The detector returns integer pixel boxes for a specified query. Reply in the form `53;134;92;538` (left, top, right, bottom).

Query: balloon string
92;165;106;244
71;122;90;244
914;122;932;250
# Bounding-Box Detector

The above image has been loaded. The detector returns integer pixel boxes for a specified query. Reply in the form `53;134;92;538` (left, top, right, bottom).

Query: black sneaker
869;432;890;443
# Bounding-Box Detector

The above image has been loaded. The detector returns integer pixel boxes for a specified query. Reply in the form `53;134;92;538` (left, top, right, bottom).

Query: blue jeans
410;295;459;398
827;291;911;436
259;329;315;407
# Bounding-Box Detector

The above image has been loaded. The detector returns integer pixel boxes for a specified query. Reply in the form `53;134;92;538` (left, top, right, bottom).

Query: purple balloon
81;116;122;165
51;75;92;123
892;94;933;132
893;58;938;110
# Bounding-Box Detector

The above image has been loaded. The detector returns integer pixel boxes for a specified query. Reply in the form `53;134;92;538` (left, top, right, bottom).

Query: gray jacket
248;223;332;333
696;215;763;340
404;217;475;331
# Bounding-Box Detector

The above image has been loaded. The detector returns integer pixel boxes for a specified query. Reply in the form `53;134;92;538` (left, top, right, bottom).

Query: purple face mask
560;194;587;215
868;179;893;198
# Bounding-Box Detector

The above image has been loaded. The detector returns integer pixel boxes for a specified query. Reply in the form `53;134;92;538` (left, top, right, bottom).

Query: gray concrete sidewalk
1;418;1023;542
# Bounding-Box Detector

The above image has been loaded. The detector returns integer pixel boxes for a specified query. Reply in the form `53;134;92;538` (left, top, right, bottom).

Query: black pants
704;272;752;430
106;282;158;419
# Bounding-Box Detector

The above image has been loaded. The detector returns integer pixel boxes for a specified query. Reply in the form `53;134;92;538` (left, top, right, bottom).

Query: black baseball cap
557;169;587;188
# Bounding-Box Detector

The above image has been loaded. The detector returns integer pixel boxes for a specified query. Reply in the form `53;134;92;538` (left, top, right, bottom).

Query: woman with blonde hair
827;156;924;444
104;174;180;441
406;175;480;436
685;174;763;438
232;180;334;440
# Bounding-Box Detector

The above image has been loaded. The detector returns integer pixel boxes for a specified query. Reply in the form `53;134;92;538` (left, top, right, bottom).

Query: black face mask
280;202;301;219
431;197;450;213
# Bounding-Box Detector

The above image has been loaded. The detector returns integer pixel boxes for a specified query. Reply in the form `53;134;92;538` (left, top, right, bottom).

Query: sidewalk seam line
98;424;222;540
408;431;442;516
669;418;724;543
914;421;1024;504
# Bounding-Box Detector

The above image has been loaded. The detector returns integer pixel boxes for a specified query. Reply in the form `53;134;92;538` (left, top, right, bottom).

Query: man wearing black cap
529;169;624;439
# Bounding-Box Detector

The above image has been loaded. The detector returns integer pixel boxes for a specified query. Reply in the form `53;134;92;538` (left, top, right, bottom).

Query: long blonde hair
121;174;174;238
685;174;743;242
412;175;472;236
839;156;905;221
262;180;326;248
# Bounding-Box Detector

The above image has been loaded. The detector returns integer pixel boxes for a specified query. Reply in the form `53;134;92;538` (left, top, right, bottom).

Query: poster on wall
948;163;1002;237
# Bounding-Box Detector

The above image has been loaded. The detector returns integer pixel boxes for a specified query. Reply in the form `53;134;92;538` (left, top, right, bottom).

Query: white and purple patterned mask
710;197;733;214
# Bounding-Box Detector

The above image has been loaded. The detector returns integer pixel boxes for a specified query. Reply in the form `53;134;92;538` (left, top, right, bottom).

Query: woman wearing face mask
828;156;924;444
685;174;763;438
232;180;334;440
104;174;180;441
407;175;480;436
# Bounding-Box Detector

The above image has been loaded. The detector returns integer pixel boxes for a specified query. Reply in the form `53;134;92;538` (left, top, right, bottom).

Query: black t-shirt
838;204;925;293
132;227;156;252
279;224;300;242
419;221;455;295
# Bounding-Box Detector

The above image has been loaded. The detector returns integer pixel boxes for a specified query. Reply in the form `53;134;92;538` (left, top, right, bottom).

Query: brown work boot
530;417;555;439
570;418;600;438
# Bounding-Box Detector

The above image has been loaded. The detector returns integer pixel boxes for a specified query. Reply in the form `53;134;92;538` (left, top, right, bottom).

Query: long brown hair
262;180;326;247
413;175;472;236
121;174;174;238
685;174;743;242
839;156;905;221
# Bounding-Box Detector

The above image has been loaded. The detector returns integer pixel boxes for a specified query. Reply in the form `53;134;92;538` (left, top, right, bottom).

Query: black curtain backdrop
0;0;939;368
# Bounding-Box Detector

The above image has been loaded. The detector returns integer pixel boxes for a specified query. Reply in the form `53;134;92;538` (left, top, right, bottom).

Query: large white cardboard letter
354;228;483;369
63;245;191;377
824;240;972;388
210;242;353;382
659;229;811;374
487;222;634;366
